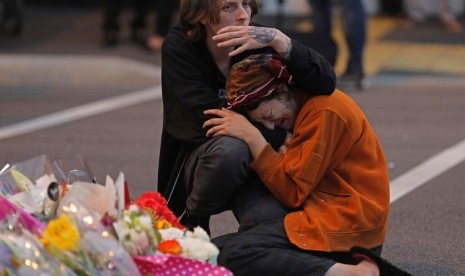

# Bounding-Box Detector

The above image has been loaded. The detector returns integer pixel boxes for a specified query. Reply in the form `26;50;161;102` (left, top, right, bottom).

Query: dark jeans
183;136;286;228
213;218;383;276
308;0;367;76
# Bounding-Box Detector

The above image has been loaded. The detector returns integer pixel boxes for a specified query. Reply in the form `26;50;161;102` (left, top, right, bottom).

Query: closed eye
266;108;273;120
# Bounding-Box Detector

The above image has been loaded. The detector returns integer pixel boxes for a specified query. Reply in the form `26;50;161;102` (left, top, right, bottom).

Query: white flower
158;227;184;240
128;204;139;213
178;238;219;263
130;230;149;251
185;226;210;241
139;215;152;230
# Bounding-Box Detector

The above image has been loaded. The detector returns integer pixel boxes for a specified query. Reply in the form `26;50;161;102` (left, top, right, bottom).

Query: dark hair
233;84;294;115
180;0;260;41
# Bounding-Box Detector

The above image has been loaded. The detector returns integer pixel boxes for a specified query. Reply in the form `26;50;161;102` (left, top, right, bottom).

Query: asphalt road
1;5;465;275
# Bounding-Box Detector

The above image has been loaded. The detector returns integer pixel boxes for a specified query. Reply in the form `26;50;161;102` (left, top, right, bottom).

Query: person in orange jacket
204;52;410;276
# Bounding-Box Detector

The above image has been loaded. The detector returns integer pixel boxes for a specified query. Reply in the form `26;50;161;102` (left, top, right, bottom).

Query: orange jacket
251;90;390;252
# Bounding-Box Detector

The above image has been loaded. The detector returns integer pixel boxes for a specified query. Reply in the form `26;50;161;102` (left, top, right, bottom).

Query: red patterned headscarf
226;53;293;110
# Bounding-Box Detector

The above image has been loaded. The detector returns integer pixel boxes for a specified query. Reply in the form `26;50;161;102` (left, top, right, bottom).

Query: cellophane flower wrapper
0;231;75;275
0;212;74;275
80;231;141;275
0;155;62;219
114;205;160;257
0;196;44;236
0;155;53;196
56;202;140;275
57;178;118;220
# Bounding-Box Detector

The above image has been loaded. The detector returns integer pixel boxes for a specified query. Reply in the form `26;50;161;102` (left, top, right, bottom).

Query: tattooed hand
213;25;291;57
248;27;277;44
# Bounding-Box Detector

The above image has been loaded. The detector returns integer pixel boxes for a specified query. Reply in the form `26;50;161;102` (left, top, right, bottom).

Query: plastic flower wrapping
0;155;231;276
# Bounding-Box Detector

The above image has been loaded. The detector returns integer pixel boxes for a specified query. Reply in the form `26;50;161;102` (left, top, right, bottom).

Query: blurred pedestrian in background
0;0;23;36
101;0;151;47
146;0;179;51
405;0;462;33
307;0;367;91
101;0;178;49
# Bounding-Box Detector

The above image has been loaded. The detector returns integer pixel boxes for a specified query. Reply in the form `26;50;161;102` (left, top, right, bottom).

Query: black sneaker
350;246;413;276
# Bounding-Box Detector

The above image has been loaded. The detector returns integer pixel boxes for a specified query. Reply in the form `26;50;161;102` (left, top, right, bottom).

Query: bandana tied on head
226;53;293;110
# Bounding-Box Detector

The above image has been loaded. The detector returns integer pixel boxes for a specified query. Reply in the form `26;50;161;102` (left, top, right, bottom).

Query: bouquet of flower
0;155;232;276
115;204;160;256
131;192;219;262
40;210;140;275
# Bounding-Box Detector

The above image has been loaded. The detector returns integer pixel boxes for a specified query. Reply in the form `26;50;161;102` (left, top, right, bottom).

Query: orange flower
158;239;182;255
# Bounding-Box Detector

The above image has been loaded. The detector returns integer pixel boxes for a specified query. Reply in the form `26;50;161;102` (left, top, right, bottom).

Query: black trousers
214;218;383;276
183;136;287;230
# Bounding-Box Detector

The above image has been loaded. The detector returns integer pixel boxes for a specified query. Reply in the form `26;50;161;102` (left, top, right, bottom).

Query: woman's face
248;95;297;131
203;0;252;36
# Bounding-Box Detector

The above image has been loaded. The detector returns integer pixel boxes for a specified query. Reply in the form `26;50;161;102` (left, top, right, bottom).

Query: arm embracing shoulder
286;39;336;95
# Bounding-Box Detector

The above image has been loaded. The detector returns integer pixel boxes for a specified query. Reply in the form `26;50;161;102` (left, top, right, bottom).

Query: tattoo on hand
248;27;277;44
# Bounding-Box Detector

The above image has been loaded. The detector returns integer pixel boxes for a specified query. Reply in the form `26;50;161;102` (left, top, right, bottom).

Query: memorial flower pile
0;155;231;275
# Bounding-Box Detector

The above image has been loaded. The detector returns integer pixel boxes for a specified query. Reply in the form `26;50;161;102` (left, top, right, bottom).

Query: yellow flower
155;218;172;230
41;214;80;251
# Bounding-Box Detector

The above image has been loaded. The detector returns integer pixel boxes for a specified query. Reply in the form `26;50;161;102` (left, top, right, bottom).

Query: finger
216;25;242;35
203;117;223;128
213;31;240;42
213;29;243;42
205;125;225;137
204;109;223;116
228;45;249;57
217;37;246;49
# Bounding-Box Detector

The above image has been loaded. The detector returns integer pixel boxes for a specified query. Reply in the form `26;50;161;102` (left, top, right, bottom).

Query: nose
236;5;249;21
262;121;275;130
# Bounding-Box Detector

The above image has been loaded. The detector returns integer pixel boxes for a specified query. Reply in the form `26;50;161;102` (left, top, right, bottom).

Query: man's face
203;0;252;36
248;96;297;131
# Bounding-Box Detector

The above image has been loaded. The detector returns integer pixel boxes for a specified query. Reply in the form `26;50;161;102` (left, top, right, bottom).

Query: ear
200;16;209;25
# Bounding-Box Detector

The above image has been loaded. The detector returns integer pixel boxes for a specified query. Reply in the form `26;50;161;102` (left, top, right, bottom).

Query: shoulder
299;90;366;135
163;24;203;53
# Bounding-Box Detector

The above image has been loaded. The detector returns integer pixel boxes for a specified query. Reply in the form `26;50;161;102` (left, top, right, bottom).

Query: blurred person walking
405;0;462;32
101;0;152;47
0;0;22;36
307;0;367;91
146;0;179;51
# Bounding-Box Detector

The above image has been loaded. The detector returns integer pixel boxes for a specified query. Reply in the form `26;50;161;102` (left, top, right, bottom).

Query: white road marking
0;86;162;140
390;138;465;202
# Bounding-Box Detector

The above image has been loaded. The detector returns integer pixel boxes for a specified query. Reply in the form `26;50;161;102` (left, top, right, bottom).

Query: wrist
245;131;268;159
274;31;292;61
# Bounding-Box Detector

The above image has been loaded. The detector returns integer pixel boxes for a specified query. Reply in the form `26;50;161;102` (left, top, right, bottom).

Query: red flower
133;192;184;229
